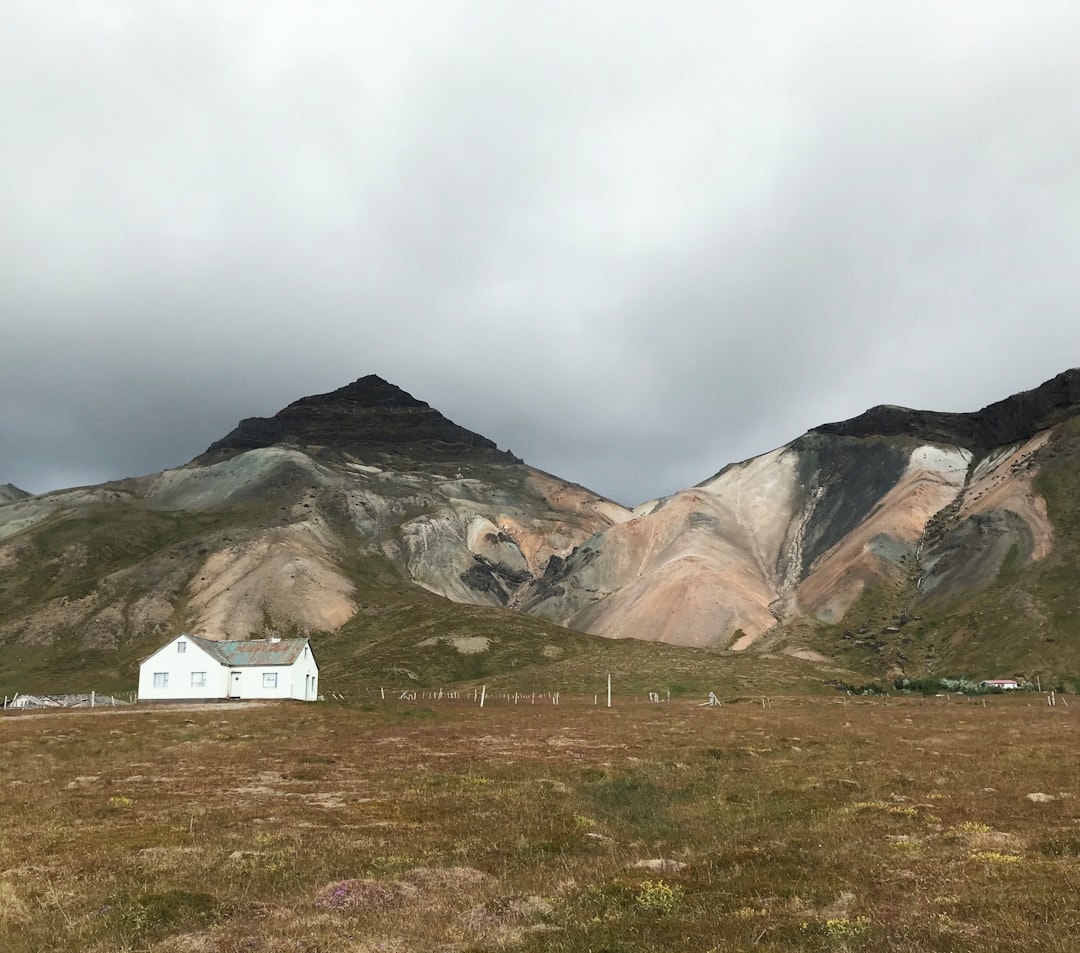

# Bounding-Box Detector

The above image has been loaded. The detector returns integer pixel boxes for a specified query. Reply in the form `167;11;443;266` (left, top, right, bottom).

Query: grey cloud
3;2;1079;504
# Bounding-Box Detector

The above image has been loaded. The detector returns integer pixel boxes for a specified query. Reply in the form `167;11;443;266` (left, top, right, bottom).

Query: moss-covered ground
2;694;1078;951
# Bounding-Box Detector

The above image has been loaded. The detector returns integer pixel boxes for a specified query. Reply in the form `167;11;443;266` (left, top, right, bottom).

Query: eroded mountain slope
0;401;627;650
522;439;977;647
520;370;1080;651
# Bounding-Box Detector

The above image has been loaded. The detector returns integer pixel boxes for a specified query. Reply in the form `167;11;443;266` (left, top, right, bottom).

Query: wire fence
2;691;135;710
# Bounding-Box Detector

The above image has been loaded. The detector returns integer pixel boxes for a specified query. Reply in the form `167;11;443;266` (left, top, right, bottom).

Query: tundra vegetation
1;692;1078;952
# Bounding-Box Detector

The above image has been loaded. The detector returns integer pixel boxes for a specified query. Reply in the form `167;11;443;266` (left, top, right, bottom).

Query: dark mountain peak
200;375;521;466
811;368;1080;451
291;375;429;411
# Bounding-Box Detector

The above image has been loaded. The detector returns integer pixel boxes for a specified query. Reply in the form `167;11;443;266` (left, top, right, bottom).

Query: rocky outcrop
201;375;521;465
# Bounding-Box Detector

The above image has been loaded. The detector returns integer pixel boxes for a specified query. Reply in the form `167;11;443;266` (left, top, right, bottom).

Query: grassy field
2;692;1078;952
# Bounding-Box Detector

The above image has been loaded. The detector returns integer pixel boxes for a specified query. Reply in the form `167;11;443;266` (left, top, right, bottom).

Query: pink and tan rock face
797;446;971;622
519;432;1058;649
519;448;804;649
187;520;357;641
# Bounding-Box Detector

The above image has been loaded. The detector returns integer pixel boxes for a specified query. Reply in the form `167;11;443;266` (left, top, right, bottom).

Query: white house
979;678;1020;690
138;634;319;702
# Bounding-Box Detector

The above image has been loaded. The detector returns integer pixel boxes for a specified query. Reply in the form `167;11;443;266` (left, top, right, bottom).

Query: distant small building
138;634;319;702
979;679;1020;691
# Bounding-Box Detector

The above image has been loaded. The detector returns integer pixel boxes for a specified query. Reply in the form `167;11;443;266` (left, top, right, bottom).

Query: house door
230;671;242;698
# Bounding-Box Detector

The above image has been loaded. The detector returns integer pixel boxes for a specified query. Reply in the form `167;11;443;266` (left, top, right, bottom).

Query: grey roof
181;634;310;667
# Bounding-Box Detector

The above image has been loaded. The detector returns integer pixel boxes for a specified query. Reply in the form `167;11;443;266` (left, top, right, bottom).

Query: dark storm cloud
3;2;1079;506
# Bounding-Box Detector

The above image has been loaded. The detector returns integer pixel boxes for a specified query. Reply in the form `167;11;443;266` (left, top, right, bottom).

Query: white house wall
138;636;320;702
226;657;319;701
137;637;230;701
289;648;319;700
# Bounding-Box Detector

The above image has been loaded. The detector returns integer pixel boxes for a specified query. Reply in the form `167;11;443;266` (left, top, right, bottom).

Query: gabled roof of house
182;634;310;667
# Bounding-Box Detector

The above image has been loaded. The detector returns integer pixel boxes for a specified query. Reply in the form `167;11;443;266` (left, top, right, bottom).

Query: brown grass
1;693;1079;951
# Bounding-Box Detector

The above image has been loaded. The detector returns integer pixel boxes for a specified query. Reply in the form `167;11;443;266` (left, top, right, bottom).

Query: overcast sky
3;2;1079;506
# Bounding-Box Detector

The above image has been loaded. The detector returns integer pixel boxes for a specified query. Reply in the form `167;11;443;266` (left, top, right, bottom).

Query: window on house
153;672;169;688
191;672;206;688
177;641;186;653
263;673;278;689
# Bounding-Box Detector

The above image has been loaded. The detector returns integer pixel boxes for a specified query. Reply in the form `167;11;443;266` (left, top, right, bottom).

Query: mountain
518;368;1080;678
0;377;630;691
3;369;1080;691
0;484;30;504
